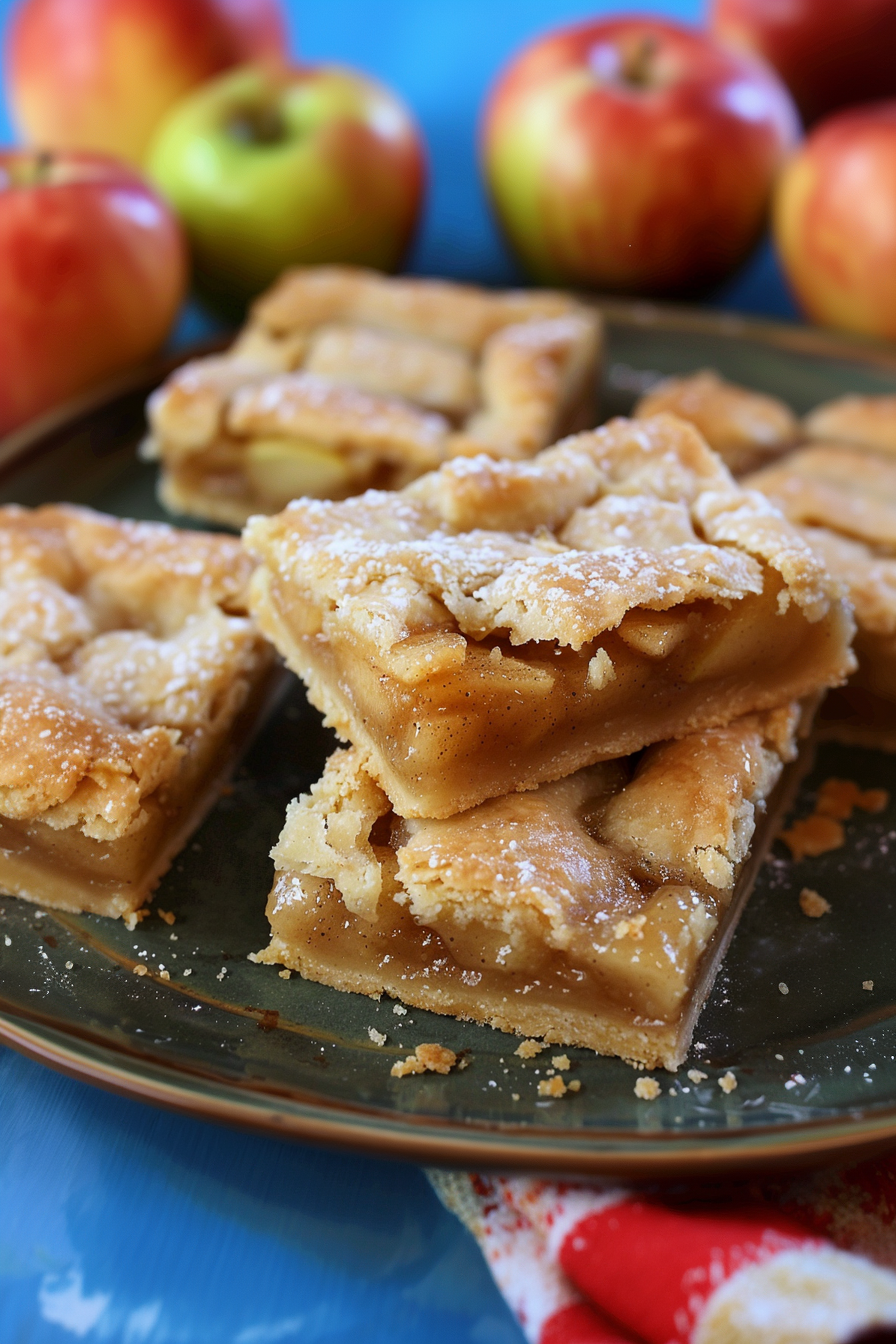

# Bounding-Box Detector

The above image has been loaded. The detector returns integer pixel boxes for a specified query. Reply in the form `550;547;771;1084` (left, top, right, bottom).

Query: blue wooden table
0;2;799;1338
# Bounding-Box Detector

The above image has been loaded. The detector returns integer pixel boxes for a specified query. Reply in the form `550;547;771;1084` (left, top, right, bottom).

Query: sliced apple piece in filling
243;437;354;506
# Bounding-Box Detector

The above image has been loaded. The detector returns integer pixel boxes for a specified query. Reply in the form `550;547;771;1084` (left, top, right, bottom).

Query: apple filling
748;444;896;741
144;265;601;527
0;504;277;917
245;413;855;819
257;704;802;1069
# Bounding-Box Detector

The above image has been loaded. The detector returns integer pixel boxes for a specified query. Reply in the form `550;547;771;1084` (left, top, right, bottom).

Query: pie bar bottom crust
257;706;802;1070
0;504;277;917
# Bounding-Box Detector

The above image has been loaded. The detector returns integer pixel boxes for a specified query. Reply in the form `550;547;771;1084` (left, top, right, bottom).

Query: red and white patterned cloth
429;1155;896;1342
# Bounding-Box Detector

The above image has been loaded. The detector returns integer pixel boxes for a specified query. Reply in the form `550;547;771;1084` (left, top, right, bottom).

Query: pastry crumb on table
779;778;890;861
515;1040;546;1059
390;1043;458;1077
634;1077;661;1100
799;887;831;917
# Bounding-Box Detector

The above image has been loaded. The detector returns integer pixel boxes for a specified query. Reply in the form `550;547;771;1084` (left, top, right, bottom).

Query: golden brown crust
260;707;798;1065
0;663;182;840
748;445;896;635
748;445;896;553
0;505;270;847
804;394;896;455
635;370;800;474
147;267;602;523
250;265;581;350
227;373;449;469
303;323;478;416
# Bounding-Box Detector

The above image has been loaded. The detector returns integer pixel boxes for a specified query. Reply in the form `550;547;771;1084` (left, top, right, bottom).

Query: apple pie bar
257;705;802;1069
0;504;276;917
145;266;602;526
634;370;800;474
245;412;854;819
748;444;896;742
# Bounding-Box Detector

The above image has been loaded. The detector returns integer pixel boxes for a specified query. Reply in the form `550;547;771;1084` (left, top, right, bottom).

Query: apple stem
619;34;659;89
227;106;286;147
33;151;55;185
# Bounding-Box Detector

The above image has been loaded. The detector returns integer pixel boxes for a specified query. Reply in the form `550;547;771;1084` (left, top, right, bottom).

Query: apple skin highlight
148;64;426;310
0;151;187;436
5;0;288;165
774;102;896;340
482;16;798;297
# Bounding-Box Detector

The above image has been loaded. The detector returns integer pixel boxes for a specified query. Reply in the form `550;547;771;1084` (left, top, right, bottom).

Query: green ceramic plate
4;302;896;1177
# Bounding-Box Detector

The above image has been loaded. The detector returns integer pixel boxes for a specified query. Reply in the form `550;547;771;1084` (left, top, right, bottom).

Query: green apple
148;64;425;309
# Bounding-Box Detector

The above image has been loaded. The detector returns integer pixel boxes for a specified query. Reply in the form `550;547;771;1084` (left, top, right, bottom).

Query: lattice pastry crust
258;706;801;1069
749;443;896;745
0;505;276;916
634;369;800;475
145;266;602;526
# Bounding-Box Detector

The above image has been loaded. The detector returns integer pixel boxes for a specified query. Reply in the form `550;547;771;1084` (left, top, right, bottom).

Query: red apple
0;151;187;436
774;103;896;339
482;16;799;297
710;0;896;128
4;0;288;165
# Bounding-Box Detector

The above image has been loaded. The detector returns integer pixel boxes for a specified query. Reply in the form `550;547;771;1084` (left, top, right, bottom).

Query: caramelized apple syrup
263;568;851;819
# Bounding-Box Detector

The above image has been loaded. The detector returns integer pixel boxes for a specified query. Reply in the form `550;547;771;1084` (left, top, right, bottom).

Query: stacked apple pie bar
145;266;602;527
245;412;855;1067
0;505;276;918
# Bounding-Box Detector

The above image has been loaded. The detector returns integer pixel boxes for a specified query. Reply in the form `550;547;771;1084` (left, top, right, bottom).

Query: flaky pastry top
146;266;601;473
748;445;896;633
271;705;799;939
804;395;896;456
245;414;837;657
0;505;266;839
635;369;799;474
